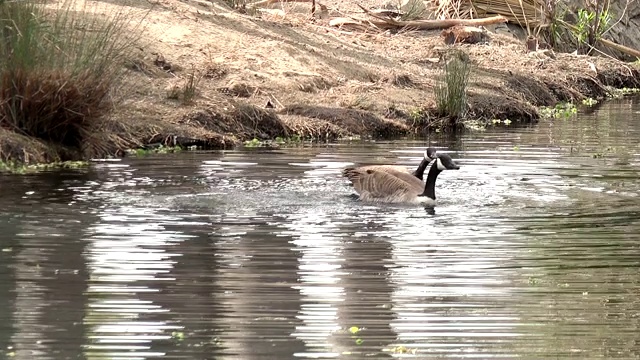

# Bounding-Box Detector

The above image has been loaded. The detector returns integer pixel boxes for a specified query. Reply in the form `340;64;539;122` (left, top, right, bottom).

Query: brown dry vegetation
2;0;640;164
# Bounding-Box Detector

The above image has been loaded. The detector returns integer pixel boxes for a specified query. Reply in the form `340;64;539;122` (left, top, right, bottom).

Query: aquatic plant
244;138;262;147
0;0;147;157
538;102;577;119
0;160;89;174
171;331;185;342
384;345;418;355
244;135;304;148
462;119;486;132
434;51;472;120
275;135;302;145
609;87;640;99
126;145;185;156
491;118;513;126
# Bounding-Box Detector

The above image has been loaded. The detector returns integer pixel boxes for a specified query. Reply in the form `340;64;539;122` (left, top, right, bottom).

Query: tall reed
434;52;472;120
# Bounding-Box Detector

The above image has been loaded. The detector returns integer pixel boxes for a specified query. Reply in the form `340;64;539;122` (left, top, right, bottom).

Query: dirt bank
2;0;640;163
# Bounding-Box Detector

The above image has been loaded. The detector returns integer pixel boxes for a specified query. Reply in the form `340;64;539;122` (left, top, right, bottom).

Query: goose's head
423;147;437;161
419;151;460;202
414;148;458;181
434;152;460;171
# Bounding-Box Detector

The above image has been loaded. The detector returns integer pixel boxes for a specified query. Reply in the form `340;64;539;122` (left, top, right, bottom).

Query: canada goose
348;147;437;181
342;152;460;205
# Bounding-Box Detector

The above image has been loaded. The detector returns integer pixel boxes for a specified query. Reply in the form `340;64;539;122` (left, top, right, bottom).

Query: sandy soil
4;0;640;162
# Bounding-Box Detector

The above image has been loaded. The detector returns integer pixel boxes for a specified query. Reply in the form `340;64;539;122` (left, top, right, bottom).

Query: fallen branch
249;0;326;12
599;38;640;60
328;18;374;31
330;6;508;31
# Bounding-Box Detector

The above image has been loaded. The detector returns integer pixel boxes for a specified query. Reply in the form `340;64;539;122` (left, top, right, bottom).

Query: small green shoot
409;108;426;125
573;7;612;54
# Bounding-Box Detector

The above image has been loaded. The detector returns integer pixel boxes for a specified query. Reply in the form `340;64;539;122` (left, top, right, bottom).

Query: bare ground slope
3;0;640;162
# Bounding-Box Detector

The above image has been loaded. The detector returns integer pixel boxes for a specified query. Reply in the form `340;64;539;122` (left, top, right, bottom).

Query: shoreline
0;90;638;173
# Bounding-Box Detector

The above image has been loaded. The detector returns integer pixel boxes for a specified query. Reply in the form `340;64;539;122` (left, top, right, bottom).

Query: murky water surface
1;97;640;359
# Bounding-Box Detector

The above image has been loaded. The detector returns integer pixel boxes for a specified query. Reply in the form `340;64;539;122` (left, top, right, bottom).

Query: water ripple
1;97;640;359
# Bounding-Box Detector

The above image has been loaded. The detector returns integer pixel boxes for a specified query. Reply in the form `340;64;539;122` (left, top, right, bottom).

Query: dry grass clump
0;0;146;162
1;68;111;149
167;69;203;105
282;104;410;136
279;114;348;140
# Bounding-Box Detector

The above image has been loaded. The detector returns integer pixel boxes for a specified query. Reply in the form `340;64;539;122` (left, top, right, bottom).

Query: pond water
1;97;640;359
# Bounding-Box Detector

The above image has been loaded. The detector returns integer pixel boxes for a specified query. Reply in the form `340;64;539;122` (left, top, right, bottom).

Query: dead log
442;25;488;45
330;7;507;31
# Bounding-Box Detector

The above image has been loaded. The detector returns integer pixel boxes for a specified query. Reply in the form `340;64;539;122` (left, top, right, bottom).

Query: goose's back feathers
349;164;413;175
343;147;436;182
341;167;426;203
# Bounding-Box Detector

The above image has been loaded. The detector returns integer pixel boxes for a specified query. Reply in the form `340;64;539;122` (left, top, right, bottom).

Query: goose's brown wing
342;167;424;199
342;165;414;190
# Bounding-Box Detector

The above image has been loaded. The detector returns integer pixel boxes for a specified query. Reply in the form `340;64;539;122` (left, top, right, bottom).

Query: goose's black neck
412;158;430;180
419;160;442;200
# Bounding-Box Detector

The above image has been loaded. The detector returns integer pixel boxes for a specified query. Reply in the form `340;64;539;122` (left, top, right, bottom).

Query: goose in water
342;152;460;205
348;147;437;181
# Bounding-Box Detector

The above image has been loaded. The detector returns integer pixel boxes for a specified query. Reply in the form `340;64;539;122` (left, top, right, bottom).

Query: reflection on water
1;97;640;359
